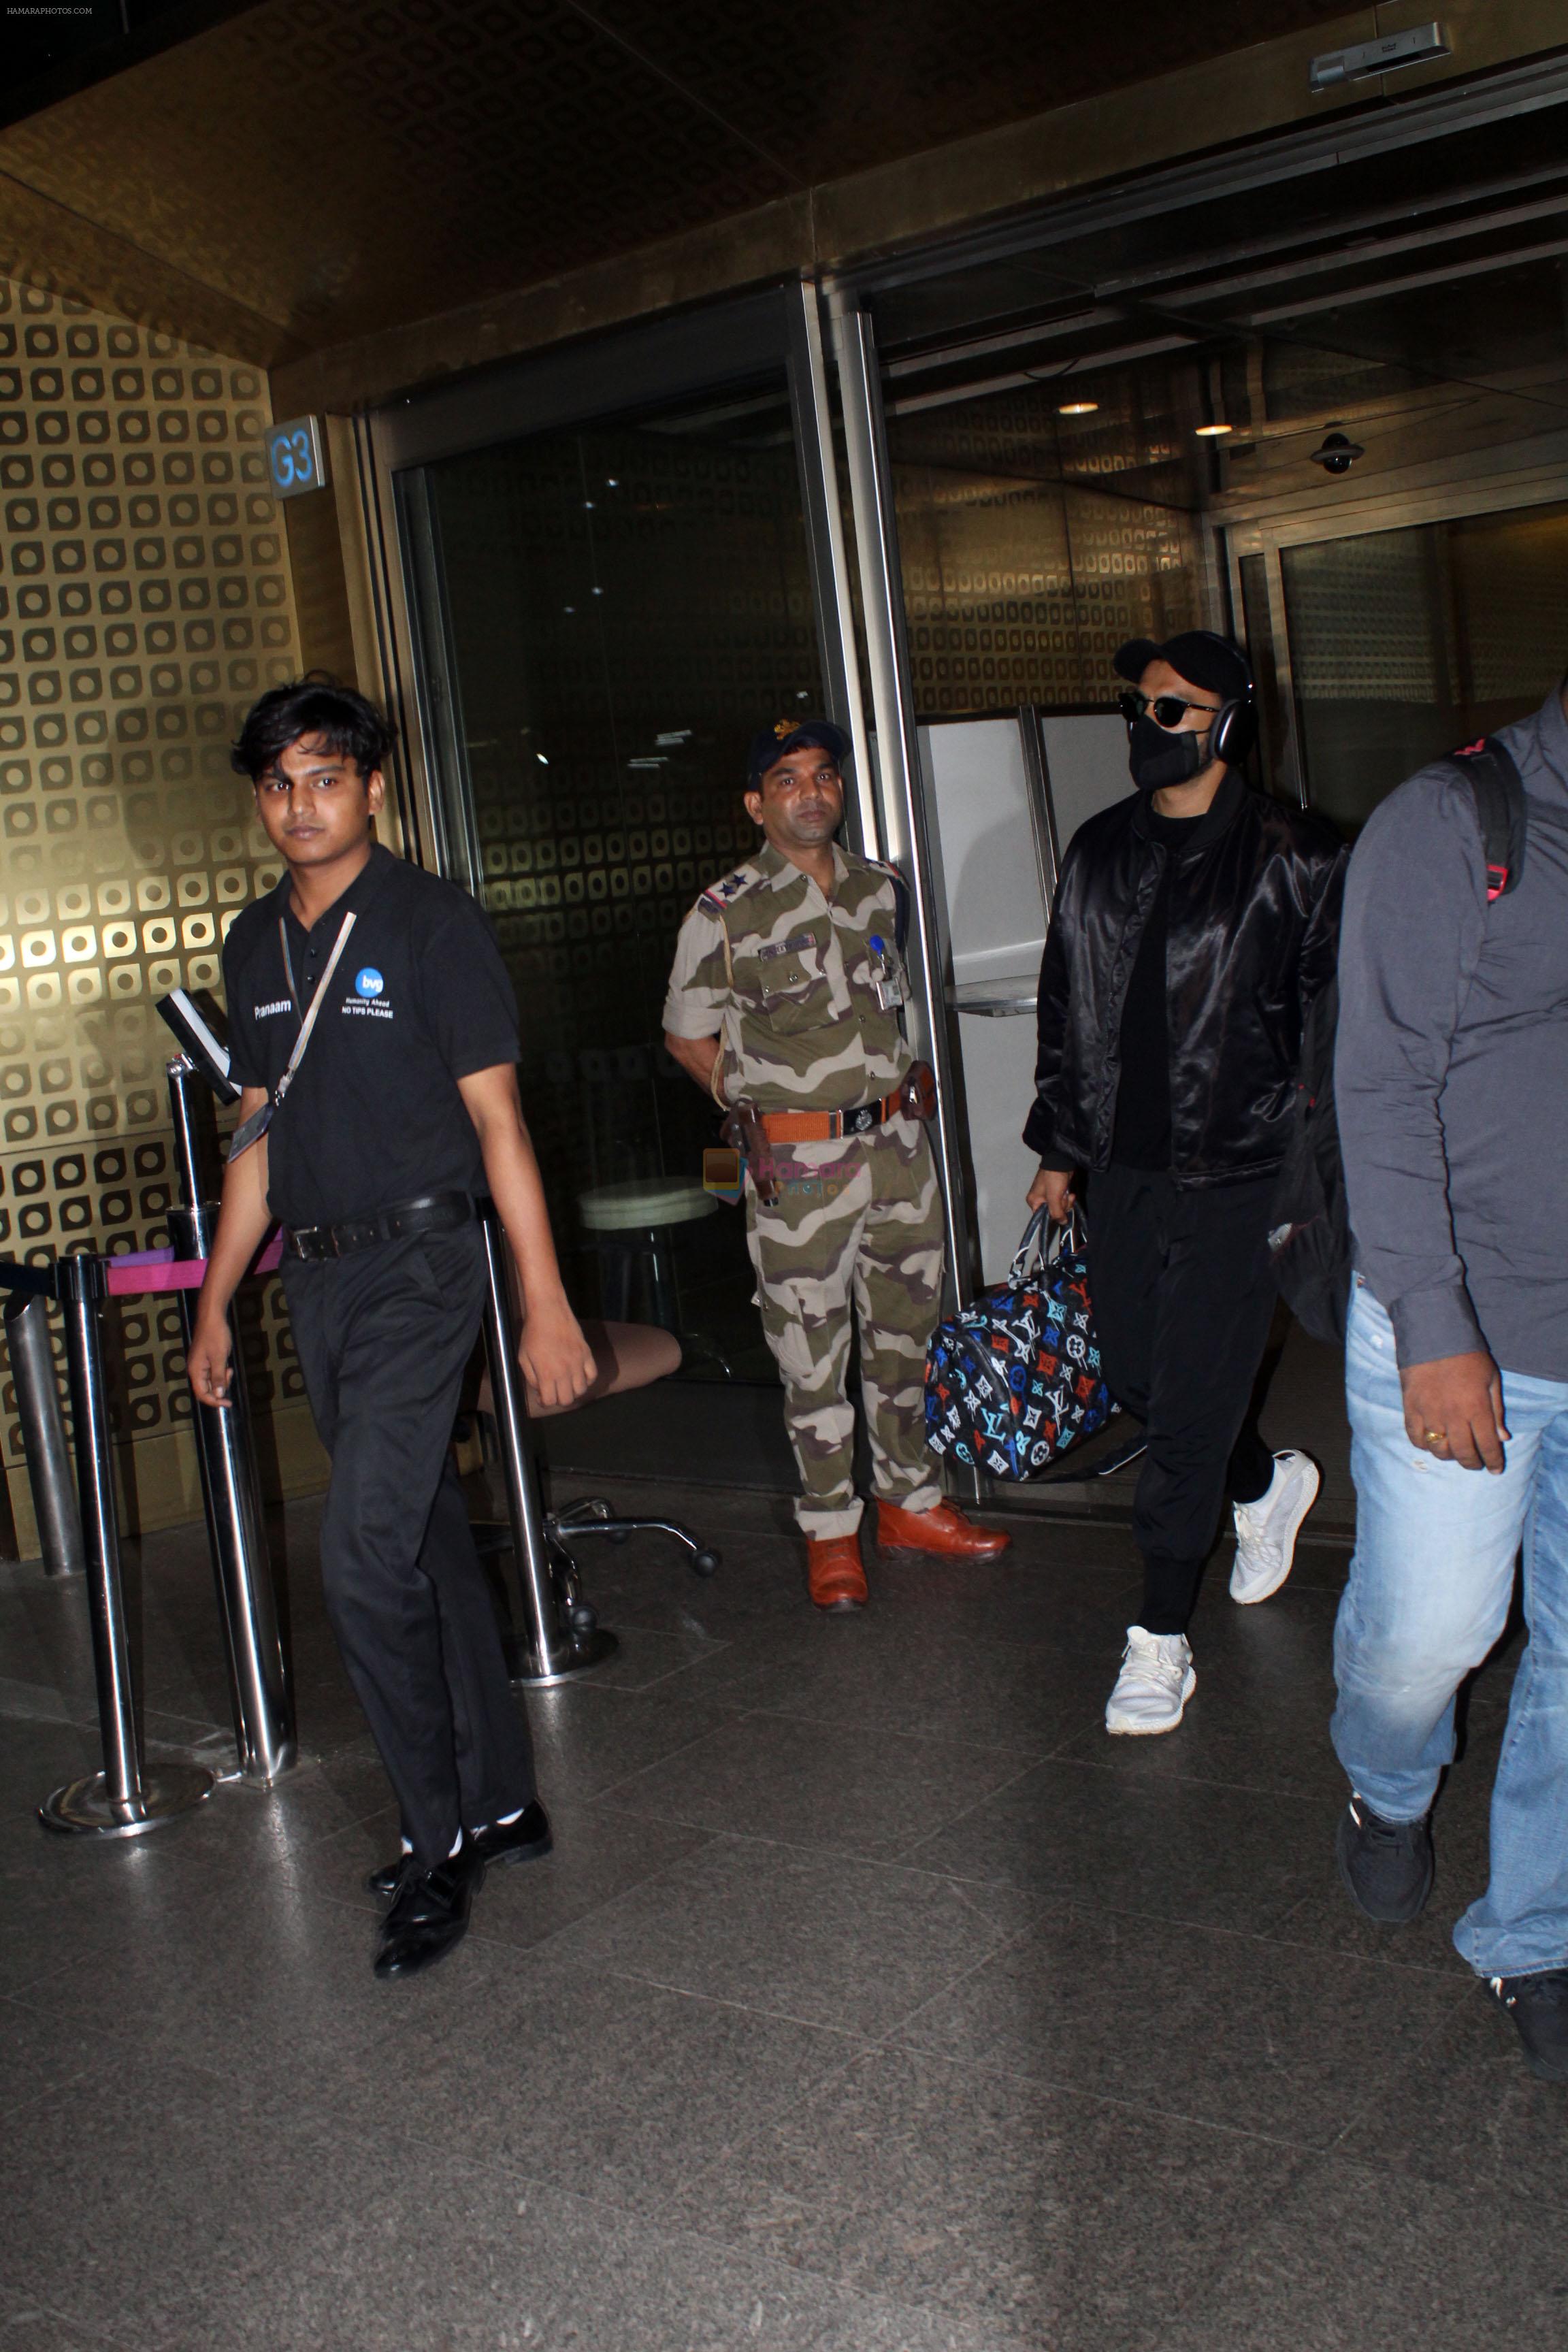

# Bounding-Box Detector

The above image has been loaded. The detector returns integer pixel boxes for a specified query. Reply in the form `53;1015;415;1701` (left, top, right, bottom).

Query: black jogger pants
1088;1164;1279;1636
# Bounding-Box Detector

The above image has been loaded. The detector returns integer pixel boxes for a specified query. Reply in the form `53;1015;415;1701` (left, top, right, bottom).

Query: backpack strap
1450;737;1527;902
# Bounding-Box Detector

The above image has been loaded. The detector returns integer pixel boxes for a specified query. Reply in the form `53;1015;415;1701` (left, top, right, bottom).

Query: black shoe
366;1802;552;1899
1486;1967;1568;2083
475;1799;552;1872
1335;1793;1435;1923
372;1848;481;1980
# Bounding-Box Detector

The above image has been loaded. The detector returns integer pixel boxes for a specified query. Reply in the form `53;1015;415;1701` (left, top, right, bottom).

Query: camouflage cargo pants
745;1116;945;1538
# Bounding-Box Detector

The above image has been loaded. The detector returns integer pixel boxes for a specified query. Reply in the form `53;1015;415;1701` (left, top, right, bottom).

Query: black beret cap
1113;631;1253;702
747;717;850;784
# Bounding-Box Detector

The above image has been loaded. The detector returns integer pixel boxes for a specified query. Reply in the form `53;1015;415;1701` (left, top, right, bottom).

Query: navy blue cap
1113;631;1252;703
747;717;850;785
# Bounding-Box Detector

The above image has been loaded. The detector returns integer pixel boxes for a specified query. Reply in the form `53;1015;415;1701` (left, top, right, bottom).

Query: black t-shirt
1109;806;1205;1173
223;844;519;1229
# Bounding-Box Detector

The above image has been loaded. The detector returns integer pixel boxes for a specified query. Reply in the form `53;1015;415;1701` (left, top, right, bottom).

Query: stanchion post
5;1290;86;1577
40;1252;212;1835
165;1056;296;1784
477;1207;617;1684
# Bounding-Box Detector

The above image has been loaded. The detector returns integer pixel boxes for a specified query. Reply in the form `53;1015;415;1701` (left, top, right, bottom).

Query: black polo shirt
222;844;519;1230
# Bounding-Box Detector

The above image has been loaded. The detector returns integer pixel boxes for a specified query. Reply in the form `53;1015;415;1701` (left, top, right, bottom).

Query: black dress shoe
475;1800;553;1871
372;1849;481;1980
367;1801;551;1899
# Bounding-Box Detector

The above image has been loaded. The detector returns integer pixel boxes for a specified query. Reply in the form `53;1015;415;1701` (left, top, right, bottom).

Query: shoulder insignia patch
698;864;762;914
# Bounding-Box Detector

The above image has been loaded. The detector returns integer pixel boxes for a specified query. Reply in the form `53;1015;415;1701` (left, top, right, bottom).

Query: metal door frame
830;291;977;1307
353;284;874;895
346;274;994;1312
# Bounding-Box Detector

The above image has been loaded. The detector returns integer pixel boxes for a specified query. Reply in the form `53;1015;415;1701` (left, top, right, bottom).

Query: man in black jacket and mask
1026;632;1345;1735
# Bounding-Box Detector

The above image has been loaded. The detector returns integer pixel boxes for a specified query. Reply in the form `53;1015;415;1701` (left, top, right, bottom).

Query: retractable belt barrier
1;1050;298;1835
164;1054;295;1791
0;1247;216;1836
5;1288;86;1580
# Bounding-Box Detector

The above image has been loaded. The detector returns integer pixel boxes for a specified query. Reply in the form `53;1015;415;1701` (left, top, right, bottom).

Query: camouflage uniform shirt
662;841;913;1112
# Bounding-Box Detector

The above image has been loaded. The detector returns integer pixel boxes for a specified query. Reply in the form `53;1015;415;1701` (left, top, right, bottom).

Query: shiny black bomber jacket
1024;772;1348;1188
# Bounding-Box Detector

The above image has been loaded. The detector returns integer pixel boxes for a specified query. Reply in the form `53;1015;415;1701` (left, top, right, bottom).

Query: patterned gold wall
0;273;318;1549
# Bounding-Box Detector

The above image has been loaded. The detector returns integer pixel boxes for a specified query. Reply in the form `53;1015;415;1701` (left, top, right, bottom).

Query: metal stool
577;1177;717;1332
469;1313;720;1682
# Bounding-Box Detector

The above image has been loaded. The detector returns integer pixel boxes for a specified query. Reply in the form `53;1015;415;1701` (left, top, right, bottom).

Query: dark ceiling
0;0;1363;366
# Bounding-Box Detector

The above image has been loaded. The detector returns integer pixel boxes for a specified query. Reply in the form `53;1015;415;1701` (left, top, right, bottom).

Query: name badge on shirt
867;933;907;1011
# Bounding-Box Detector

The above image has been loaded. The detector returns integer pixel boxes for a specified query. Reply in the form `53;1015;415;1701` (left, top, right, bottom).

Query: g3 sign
265;415;328;500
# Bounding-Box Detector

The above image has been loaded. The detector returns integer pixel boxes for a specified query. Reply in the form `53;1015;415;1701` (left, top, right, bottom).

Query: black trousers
282;1225;536;1867
1088;1164;1279;1637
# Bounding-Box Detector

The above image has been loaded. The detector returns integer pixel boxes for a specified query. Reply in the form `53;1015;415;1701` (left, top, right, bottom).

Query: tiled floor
2;1467;1561;2351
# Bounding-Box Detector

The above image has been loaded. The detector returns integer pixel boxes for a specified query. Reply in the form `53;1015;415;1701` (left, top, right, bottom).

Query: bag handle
1008;1207;1050;1286
1007;1203;1087;1286
1048;1205;1088;1264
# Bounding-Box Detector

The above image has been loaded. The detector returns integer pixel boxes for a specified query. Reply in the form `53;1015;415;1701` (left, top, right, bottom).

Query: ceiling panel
584;0;1362;182
0;0;1362;361
0;0;795;353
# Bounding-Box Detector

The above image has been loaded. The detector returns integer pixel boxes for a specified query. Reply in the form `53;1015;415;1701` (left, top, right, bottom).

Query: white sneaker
1229;1450;1321;1605
1105;1626;1196;1736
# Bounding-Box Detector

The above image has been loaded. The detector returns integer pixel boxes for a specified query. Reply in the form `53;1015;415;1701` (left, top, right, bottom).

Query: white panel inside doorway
920;717;1046;1284
920;710;1132;1285
1039;713;1131;855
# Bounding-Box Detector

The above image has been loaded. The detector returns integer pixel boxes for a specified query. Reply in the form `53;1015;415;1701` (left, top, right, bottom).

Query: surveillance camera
1309;429;1365;475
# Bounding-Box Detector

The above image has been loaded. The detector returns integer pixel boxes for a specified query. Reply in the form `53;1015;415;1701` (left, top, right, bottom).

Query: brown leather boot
806;1533;868;1612
876;1498;1011;1560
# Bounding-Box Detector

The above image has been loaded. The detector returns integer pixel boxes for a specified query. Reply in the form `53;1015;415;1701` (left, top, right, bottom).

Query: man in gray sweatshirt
1332;677;1568;2085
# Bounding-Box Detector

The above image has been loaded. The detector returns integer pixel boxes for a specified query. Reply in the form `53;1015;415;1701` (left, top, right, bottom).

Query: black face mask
1127;715;1210;794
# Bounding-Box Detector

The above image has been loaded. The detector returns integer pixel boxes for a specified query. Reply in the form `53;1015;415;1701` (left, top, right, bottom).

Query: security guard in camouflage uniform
663;717;1009;1611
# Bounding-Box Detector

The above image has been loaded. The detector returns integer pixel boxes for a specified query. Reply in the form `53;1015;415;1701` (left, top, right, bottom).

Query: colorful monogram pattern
925;1218;1117;1480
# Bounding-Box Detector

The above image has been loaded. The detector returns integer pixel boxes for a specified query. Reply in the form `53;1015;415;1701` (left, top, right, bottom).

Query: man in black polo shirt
189;678;594;1979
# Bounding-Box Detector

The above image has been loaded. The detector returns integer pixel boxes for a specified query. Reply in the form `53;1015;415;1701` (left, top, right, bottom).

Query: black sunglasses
1117;687;1222;730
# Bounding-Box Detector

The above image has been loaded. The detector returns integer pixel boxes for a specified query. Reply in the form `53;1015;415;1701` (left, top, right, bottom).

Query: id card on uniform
867;932;908;1011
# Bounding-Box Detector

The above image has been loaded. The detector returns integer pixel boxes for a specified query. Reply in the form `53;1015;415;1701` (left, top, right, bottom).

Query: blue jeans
1332;1281;1568;1978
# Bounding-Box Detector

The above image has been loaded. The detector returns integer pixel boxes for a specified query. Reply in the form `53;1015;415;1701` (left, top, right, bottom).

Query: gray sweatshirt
1337;685;1568;1382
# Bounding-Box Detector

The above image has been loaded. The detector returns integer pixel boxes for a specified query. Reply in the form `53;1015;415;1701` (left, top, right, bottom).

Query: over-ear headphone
1209;697;1258;768
1186;630;1258;768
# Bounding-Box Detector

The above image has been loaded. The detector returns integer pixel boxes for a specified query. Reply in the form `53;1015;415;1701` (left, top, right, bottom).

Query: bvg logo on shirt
344;966;393;1021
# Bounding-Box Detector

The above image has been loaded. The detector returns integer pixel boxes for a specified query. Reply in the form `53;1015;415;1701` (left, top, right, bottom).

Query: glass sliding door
883;368;1206;719
1279;501;1568;832
397;373;827;1465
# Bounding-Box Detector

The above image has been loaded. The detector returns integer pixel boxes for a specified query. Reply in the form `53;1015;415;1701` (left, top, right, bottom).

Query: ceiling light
1058;399;1098;415
1194;422;1233;438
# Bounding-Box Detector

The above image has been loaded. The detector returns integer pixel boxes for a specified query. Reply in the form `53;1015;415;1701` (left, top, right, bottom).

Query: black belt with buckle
282;1191;476;1262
